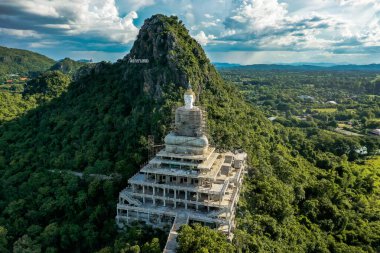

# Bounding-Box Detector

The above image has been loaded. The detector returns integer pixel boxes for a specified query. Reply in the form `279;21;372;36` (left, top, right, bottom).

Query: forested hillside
0;46;55;76
0;14;378;253
0;71;71;122
50;58;91;76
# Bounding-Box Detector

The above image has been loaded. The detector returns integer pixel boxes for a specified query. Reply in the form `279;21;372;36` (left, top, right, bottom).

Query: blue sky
0;0;379;64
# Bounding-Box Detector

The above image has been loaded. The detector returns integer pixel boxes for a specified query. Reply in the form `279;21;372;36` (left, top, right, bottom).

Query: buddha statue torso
175;106;203;137
164;86;208;155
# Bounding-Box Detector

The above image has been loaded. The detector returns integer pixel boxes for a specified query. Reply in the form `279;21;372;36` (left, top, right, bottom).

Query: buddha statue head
184;85;195;109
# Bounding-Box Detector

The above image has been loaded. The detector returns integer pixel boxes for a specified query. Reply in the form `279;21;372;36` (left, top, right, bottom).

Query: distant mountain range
0;46;92;77
2;44;379;77
0;46;55;76
213;62;380;71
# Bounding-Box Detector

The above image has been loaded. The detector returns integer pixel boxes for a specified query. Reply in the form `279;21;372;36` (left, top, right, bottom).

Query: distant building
6;80;13;83
298;95;314;101
355;146;368;155
326;101;338;105
268;116;277;121
296;116;307;121
370;129;380;135
19;77;28;81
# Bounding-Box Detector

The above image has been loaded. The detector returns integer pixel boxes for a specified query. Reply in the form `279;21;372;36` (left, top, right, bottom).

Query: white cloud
15;0;60;17
220;0;380;55
193;31;216;45
29;41;58;48
201;21;218;28
227;0;288;32
116;0;155;11
338;0;379;7
2;0;139;44
1;0;379;63
62;1;139;43
0;28;41;38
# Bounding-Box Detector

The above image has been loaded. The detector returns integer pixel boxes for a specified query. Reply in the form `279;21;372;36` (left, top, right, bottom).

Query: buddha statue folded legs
165;133;208;155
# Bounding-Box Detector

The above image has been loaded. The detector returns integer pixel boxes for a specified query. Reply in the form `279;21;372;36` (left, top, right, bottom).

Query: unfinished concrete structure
116;86;247;252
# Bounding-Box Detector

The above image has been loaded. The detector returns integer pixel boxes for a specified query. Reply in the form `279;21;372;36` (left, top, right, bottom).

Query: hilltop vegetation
50;58;92;76
0;71;71;122
0;53;89;122
0;46;55;76
0;14;379;253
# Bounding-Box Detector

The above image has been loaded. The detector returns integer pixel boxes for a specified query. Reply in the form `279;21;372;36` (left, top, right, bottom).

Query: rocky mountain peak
122;14;216;99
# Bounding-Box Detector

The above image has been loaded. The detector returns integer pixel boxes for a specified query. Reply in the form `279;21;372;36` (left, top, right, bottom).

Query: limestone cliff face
122;14;220;101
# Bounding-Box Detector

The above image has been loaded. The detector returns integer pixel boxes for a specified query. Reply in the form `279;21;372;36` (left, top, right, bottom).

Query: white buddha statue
164;85;209;155
184;88;195;109
174;86;203;137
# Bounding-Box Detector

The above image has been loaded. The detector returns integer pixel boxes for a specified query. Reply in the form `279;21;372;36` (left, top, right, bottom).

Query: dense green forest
0;46;90;86
0;14;379;253
0;56;90;122
0;46;55;77
50;58;92;76
0;71;71;122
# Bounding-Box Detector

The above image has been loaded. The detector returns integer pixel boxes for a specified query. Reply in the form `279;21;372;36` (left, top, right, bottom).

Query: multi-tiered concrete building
116;86;247;252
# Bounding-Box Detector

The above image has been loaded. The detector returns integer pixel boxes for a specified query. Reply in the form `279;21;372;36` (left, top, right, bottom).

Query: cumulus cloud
338;0;379;7
218;0;380;57
0;28;41;38
0;0;139;49
225;0;288;32
193;31;216;45
116;0;155;12
0;0;379;63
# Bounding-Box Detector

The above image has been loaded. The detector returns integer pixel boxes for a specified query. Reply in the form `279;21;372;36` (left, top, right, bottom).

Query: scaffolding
116;90;248;252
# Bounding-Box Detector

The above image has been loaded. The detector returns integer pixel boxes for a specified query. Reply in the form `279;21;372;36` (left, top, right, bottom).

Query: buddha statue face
184;94;194;109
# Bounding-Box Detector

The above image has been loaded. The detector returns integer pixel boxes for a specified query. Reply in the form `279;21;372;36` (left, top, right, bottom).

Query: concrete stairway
120;189;142;206
163;214;189;253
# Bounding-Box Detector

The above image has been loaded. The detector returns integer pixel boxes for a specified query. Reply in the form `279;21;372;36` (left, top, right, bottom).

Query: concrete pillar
163;188;166;206
196;192;199;210
143;186;145;204
174;190;177;208
185;190;188;209
208;195;210;212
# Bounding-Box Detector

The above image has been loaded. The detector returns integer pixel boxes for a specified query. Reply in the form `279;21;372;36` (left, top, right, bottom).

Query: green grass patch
338;123;352;128
312;108;337;113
